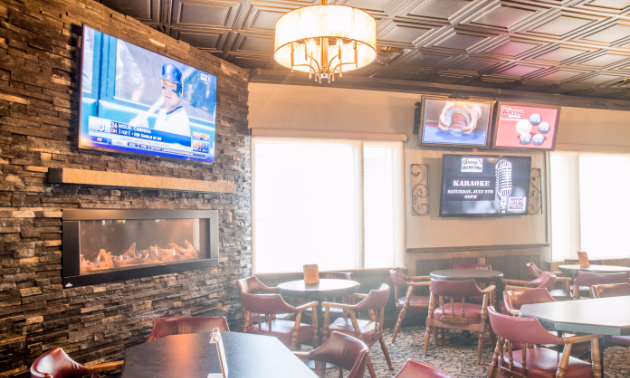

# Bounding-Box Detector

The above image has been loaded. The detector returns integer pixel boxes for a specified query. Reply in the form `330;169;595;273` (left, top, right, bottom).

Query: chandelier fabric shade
274;5;377;82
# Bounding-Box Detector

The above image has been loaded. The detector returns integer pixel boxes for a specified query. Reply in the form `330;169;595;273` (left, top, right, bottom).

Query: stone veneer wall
0;0;251;375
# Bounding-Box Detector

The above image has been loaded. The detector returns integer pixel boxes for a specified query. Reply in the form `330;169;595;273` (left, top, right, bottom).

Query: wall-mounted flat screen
79;26;217;163
418;97;495;148
439;154;531;217
493;103;560;151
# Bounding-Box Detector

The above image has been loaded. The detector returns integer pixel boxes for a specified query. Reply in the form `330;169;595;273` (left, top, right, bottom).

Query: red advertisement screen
494;104;559;150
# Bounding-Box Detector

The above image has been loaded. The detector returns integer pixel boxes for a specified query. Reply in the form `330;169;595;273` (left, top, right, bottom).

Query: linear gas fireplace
62;209;219;287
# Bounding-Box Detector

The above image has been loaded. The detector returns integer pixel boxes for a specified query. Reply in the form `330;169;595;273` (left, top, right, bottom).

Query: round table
558;264;630;275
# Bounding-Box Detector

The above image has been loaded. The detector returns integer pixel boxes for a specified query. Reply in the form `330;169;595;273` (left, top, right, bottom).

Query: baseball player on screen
153;63;191;138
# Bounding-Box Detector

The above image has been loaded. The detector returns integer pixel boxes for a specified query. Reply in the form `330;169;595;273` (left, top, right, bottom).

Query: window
550;151;630;261
252;137;405;274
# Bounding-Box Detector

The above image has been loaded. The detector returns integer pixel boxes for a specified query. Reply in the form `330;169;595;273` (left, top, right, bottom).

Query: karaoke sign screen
439;154;532;217
79;26;217;163
494;104;559;150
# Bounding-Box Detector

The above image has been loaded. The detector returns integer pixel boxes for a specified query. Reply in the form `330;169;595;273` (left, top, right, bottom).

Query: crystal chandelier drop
273;0;377;83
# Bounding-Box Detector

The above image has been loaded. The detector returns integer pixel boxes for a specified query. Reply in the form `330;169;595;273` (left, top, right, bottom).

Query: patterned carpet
315;326;630;378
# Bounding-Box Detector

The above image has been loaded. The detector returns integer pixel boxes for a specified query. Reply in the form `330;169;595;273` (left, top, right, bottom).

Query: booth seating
393;359;456;378
146;316;229;342
424;279;495;365
322;283;393;378
294;331;369;378
487;307;598;378
389;268;431;343
30;347;123;378
591;282;630;348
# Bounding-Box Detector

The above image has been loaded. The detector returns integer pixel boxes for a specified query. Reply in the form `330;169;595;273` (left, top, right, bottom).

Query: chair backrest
321;271;355;280
238;276;270;294
390;267;410;286
430;279;484;298
591;282;630;299
564;259;604;265
354;284;390;311
453;263;492;270
393;359;456;378
525;262;542;279
528;271;556;291
574;271;628;287
240;291;297;315
308;332;369;378
146;316;229;342
488;306;562;345
503;288;555;313
30;347;89;378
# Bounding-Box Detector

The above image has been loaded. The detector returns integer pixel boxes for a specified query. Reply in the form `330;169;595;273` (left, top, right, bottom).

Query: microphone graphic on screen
495;159;513;213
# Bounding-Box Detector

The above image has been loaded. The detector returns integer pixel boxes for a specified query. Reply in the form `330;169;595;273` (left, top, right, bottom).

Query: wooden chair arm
86;361;124;374
563;334;602;344
293;352;310;360
265;287;279;292
295;301;319;311
502;279;529;285
505;285;536;291
410;276;430;281
353;293;368;299
481;285;496;294
408;282;431;287
321;301;355;310
556;277;572;282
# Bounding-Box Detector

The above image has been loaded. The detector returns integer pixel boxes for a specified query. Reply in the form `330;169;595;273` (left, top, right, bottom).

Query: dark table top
121;332;318;378
558;264;630;274
519;297;630;336
430;269;504;280
277;279;360;298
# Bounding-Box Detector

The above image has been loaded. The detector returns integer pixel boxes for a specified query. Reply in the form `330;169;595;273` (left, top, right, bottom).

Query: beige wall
248;83;630;252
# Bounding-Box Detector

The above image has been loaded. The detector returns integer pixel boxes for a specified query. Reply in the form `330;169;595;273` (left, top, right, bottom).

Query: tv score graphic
493;104;559;150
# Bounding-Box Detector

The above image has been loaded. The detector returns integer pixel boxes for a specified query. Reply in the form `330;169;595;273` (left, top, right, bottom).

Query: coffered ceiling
101;0;630;99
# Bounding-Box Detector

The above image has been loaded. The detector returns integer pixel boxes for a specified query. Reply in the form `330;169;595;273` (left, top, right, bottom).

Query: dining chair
145;316;229;342
321;283;392;378
392;359;456;378
572;272;629;299
487;306;600;378
524;262;572;300
389;268;431;343
240;291;319;351
452;263;494;306
30;347;123;378
293;331;369;378
303;271;355;323
591;282;630;348
424;279;495;364
503;271;556;292
237;276;295;330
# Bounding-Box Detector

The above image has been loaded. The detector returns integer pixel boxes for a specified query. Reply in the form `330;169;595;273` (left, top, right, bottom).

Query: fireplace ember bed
62;209;219;287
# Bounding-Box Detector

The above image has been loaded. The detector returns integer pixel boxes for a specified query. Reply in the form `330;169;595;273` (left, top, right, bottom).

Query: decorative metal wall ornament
528;168;542;215
411;164;429;216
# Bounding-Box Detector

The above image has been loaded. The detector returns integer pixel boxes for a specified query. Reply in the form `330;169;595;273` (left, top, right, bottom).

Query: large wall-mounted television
493;103;560;151
439;154;532;217
79;26;217;163
418;97;495;148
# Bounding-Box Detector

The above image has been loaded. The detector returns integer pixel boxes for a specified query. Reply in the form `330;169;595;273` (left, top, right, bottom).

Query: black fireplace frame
62;209;219;288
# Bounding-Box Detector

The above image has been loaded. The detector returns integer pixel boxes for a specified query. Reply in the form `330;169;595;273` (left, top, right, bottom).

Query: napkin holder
303;264;319;285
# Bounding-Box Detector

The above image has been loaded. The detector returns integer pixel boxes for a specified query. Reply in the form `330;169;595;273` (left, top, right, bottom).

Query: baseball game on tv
79;26;217;163
439;154;532;217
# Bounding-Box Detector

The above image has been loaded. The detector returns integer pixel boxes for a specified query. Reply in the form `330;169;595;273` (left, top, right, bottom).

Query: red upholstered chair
591;283;630;348
237;276;295;329
240;291;318;351
524;262;572;300
572;272;629;300
322;283;393;378
146;316;229;342
487;306;600;378
393;359;456;378
30;347;123;378
503;271;556;293
389;268;430;343
452;263;494;306
294;331;369;378
424;279;495;364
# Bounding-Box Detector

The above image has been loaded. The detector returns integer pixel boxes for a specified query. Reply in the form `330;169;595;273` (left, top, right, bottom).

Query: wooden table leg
591;337;602;378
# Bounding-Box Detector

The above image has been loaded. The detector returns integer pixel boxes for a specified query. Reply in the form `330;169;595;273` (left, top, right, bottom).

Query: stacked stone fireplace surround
0;0;250;375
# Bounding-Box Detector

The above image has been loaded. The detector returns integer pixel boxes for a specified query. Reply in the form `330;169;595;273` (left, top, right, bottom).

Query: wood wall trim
555;144;630;153
251;128;408;141
250;69;630;112
407;243;549;254
48;168;236;193
410;248;544;261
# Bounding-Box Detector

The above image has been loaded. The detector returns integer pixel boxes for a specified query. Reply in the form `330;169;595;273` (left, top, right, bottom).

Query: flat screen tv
79;26;217;163
439;154;531;217
493;103;560;151
418;97;495;148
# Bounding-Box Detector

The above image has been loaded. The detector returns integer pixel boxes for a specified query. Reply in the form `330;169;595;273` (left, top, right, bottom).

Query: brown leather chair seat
504;347;593;378
433;302;483;324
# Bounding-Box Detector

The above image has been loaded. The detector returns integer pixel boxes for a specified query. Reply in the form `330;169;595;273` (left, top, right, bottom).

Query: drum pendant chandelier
273;0;377;83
